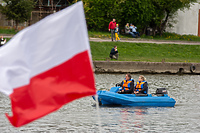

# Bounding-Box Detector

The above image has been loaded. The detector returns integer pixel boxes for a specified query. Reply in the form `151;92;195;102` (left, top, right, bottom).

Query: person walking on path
115;24;120;41
109;45;118;59
108;18;116;41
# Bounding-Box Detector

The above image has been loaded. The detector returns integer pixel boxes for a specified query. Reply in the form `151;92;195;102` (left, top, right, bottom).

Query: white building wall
166;3;199;36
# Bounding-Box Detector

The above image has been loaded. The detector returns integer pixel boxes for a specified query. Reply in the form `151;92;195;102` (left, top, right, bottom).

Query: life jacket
135;81;148;94
122;79;133;90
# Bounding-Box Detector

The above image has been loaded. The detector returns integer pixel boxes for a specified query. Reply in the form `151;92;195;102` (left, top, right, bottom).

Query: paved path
2;34;200;45
89;37;200;45
0;34;14;38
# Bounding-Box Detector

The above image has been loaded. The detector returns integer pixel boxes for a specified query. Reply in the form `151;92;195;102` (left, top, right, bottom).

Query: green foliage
149;0;197;35
0;0;35;29
81;0;123;31
119;0;155;33
90;41;200;63
80;0;197;35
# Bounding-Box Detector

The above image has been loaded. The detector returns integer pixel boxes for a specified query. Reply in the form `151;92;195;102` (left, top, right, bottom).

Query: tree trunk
15;20;18;31
159;11;169;36
12;20;14;29
140;27;146;36
152;26;157;36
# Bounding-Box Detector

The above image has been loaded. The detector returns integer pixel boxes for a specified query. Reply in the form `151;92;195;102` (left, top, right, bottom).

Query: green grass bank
1;28;200;63
0;28;17;34
90;41;200;63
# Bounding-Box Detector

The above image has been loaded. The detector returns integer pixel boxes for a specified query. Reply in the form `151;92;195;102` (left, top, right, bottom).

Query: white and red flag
0;1;96;127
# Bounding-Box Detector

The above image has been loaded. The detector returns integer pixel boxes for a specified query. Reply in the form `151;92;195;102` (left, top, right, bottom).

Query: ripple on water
0;74;199;132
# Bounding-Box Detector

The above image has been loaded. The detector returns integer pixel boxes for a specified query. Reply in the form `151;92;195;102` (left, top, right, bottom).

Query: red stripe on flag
6;50;96;127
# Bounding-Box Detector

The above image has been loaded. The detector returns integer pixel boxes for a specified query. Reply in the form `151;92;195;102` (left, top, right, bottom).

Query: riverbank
1;33;200;74
93;61;200;74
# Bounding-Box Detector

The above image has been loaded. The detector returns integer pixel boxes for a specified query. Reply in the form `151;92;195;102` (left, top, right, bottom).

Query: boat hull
94;89;176;107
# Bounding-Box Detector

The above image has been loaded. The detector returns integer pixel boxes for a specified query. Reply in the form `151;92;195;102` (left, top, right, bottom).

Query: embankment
93;61;200;74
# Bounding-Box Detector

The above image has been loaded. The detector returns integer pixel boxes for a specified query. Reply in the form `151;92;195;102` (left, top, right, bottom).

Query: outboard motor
156;88;168;96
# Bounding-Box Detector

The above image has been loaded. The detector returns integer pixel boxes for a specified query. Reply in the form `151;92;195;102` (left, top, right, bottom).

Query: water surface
0;74;199;132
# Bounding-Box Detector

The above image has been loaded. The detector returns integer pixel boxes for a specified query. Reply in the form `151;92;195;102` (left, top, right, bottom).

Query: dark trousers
129;32;136;38
133;32;140;37
109;53;118;59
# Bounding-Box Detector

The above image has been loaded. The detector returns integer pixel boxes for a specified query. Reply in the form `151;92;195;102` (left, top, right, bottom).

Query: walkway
89;37;200;45
2;34;200;45
0;34;14;38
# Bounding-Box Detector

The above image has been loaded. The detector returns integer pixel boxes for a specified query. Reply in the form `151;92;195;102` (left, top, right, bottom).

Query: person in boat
134;75;148;94
118;73;134;94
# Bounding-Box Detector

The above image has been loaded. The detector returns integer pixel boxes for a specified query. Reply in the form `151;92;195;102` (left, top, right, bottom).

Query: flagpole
95;95;102;133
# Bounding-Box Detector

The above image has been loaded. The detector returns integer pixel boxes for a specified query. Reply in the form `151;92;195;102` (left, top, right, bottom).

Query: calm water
0;74;200;132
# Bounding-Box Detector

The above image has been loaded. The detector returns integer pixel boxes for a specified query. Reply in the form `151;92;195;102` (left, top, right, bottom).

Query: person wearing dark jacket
134;75;148;94
109;46;118;59
118;73;134;94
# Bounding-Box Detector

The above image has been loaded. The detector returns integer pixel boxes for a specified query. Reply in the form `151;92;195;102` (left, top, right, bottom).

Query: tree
81;0;123;31
73;0;197;35
119;0;156;35
0;0;35;30
150;0;197;36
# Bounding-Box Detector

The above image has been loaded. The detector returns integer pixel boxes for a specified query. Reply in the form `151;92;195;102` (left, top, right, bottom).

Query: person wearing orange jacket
118;73;134;94
134;75;148;94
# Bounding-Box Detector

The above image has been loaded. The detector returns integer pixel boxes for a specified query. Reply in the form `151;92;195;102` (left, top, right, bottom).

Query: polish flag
0;1;96;127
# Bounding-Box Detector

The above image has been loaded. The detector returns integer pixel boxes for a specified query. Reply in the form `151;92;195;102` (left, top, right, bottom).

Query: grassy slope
0;28;17;34
90;41;200;63
1;28;200;63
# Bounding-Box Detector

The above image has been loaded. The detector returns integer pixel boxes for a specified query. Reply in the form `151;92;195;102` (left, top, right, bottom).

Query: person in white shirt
130;23;140;38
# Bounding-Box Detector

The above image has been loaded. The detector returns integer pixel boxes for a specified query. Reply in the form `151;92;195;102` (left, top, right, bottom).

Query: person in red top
108;18;116;41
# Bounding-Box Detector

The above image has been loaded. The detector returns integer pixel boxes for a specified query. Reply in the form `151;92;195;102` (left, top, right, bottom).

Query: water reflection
119;107;147;132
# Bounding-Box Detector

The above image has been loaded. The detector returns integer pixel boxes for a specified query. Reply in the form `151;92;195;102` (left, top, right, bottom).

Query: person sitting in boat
118;73;134;94
134;75;148;94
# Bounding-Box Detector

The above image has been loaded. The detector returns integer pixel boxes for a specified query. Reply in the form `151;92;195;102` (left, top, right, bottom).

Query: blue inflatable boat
93;87;176;107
